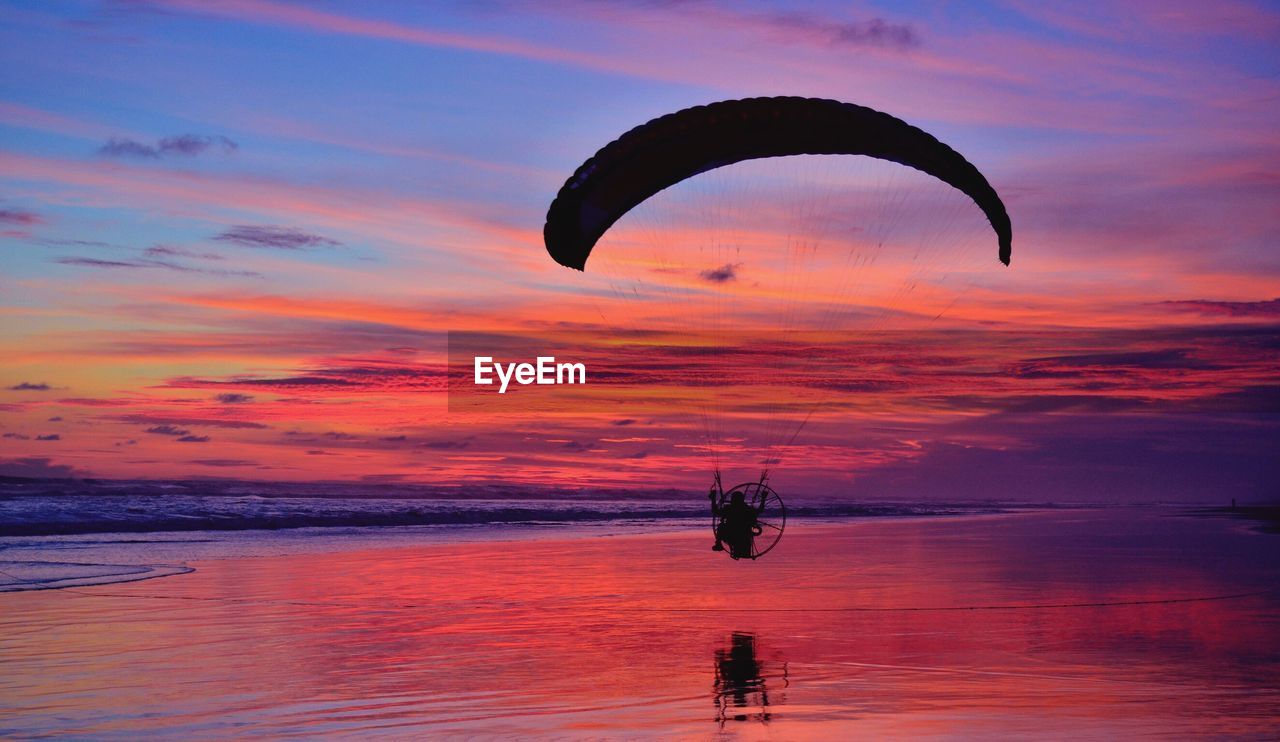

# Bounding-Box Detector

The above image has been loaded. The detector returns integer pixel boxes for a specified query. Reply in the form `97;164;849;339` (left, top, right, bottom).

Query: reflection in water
3;510;1279;737
714;632;787;727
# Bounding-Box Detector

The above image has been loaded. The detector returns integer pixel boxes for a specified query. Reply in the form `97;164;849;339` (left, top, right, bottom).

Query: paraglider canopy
544;97;1012;270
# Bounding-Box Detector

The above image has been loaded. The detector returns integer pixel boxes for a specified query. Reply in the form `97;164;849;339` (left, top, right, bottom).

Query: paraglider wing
544;96;1012;269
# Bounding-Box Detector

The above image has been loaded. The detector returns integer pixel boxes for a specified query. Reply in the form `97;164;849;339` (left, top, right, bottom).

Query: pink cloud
0;101;111;139
157;0;646;79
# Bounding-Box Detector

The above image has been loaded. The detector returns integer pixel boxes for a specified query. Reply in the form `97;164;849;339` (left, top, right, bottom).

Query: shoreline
0;505;1251;595
0;508;1050;594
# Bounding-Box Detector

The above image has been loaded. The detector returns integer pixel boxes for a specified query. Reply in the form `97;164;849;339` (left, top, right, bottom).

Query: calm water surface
2;508;1278;738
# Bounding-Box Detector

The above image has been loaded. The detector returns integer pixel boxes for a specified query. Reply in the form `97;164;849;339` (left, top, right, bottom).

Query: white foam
0;560;193;592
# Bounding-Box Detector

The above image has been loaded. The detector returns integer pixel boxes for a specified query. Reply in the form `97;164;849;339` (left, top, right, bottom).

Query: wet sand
2;508;1278;738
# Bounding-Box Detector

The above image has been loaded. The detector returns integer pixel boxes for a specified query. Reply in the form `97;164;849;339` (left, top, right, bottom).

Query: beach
2;507;1278;738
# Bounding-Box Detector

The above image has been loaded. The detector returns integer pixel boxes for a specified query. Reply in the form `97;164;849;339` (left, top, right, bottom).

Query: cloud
421;439;470;450
611;418;636;426
167;361;443;393
1009;349;1225;377
215;392;254;404
98;134;238;159
189;458;254;467
35;238;112;248
811;379;909;393
584;3;920;52
360;473;408;482
213;225;340;250
181;375;358;389
48;416;63;422
1161;298;1280;318
35;434;61;441
157;0;636;78
919;393;1153;414
55;255;260;277
7;382;51;391
113;414;268;429
754;12;920;50
59;397;133;407
0;208;43;225
97;138;158;158
0;149;518;274
177;434;211;442
56;257;142;269
3;433;30;440
699;262;740;283
0;457;83;478
144;244;225;261
145;424;190;436
158;134;238;155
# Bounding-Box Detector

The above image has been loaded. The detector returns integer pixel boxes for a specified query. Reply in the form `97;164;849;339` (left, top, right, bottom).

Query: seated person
710;489;764;559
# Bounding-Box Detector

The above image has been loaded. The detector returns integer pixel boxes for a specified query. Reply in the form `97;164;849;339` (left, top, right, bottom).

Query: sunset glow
1;1;1276;500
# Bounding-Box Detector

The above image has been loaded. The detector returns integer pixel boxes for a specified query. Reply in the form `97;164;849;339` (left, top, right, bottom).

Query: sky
1;0;1277;501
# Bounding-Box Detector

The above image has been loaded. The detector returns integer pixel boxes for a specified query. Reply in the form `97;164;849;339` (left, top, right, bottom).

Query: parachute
545;97;1011;271
541;98;1013;555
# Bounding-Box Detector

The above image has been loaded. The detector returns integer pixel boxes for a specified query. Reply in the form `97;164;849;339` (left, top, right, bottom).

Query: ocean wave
0;496;1001;536
0;478;1009;537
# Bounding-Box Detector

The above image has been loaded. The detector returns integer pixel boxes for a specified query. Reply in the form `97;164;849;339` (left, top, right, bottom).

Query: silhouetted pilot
710;488;765;558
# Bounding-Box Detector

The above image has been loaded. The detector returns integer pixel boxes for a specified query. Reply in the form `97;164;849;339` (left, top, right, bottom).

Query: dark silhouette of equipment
710;477;786;560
